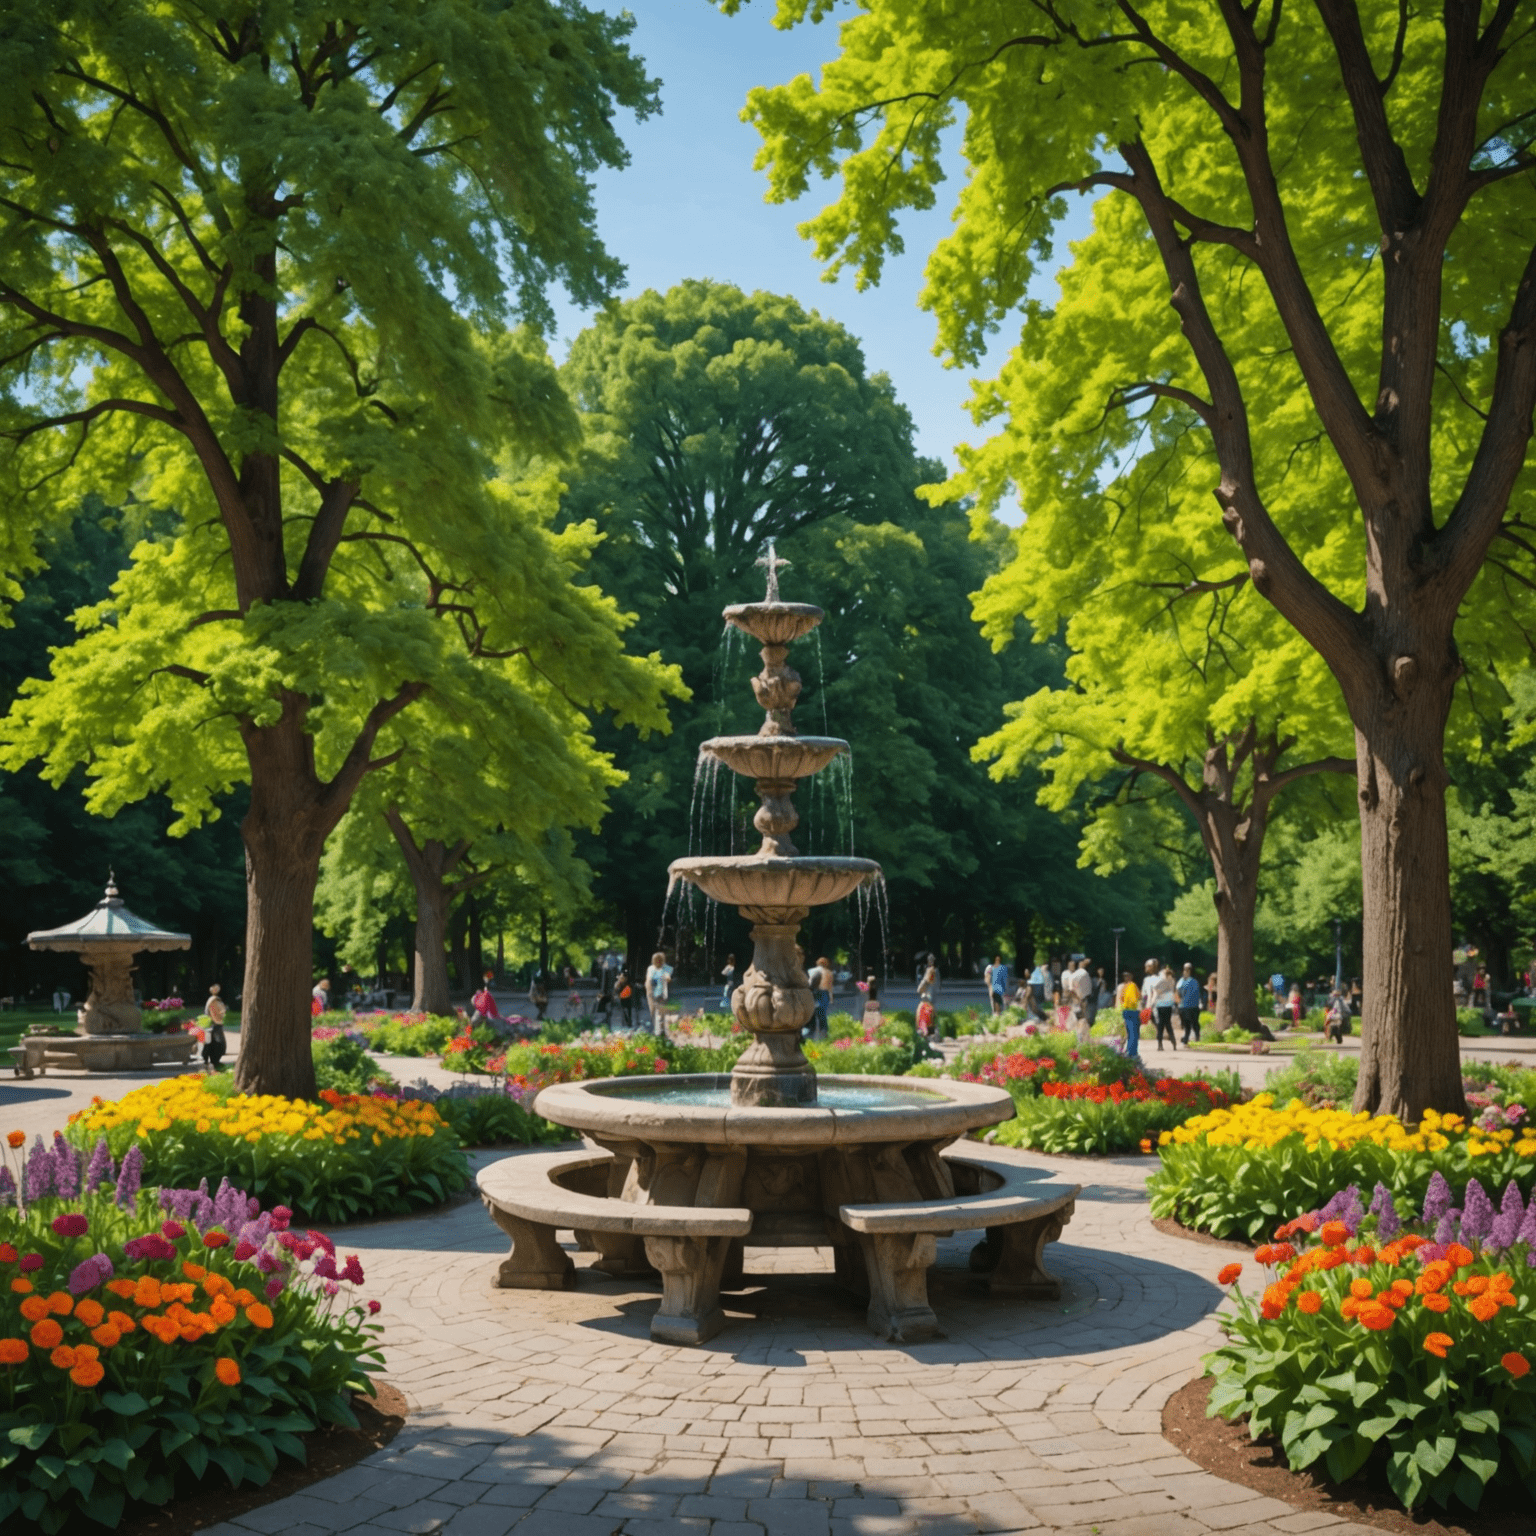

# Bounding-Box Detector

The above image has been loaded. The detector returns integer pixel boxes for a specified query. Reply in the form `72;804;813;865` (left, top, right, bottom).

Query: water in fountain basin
585;1076;944;1109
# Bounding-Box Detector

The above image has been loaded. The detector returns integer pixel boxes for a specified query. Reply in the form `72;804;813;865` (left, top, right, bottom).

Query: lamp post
1333;917;1343;994
1112;927;1125;983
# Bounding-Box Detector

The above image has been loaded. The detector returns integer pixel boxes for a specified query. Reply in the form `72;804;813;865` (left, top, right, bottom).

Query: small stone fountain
479;555;1078;1346
667;544;878;1106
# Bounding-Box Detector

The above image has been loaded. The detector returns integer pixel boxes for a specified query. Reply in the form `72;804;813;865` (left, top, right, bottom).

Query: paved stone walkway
192;1143;1379;1536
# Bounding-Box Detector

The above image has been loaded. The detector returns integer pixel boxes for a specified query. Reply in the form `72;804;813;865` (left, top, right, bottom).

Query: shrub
1149;1096;1536;1241
354;1012;463;1056
951;1030;1144;1098
433;1091;566;1147
312;1034;397;1095
992;1075;1230;1156
1262;1049;1359;1109
804;1039;910;1075
1458;1007;1492;1037
1205;1180;1536;1513
67;1077;470;1225
0;1138;381;1532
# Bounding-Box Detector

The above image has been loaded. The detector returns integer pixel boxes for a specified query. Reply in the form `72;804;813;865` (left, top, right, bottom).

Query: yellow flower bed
66;1078;468;1224
1159;1093;1536;1158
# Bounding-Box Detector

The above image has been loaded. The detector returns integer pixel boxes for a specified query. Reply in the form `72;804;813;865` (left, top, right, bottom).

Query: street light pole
1112;928;1125;984
1333;917;1343;994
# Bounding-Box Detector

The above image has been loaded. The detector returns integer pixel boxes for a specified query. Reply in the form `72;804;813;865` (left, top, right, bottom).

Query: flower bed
0;1134;380;1531
1150;1095;1536;1241
1206;1179;1536;1513
991;1073;1231;1155
67;1077;469;1225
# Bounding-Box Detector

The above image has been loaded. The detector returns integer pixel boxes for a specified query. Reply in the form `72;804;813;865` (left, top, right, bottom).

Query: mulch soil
86;1380;409;1536
1150;1214;1253;1252
1164;1375;1529;1536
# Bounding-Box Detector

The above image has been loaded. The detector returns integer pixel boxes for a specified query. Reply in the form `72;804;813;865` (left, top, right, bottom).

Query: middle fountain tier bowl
667;852;879;912
700;734;849;781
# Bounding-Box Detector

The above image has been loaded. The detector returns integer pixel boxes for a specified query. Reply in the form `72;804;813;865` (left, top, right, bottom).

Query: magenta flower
160;1220;186;1241
366;1299;381;1315
18;1254;42;1273
123;1233;176;1262
341;1255;365;1286
68;1253;113;1295
312;1253;339;1281
264;1276;285;1301
233;1240;257;1262
270;1206;293;1231
50;1214;89;1238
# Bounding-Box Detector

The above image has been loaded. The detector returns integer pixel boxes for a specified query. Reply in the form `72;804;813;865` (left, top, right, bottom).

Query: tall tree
733;0;1536;1118
319;669;622;1014
0;1;679;1097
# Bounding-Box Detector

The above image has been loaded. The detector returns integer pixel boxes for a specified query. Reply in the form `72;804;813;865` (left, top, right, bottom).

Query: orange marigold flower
214;1357;240;1387
1502;1353;1531;1379
1139;1138;1152;1154
1260;1301;1283;1320
1349;1278;1374;1299
74;1299;104;1329
45;1292;72;1317
1469;1296;1500;1323
0;1339;26;1365
70;1360;104;1389
210;1297;236;1326
1268;1243;1295;1264
1380;1289;1408;1309
5;1132;23;1149
1489;1272;1515;1293
1262;1282;1290;1311
1358;1302;1395;1332
244;1303;273;1330
1390;1279;1414;1299
1297;1291;1323;1314
1424;1332;1453;1358
1317;1248;1346;1270
1399;1234;1426;1251
72;1344;98;1363
107;1311;135;1334
1218;1264;1242;1286
140;1314;180;1345
1445;1243;1475;1269
90;1325;121;1348
132;1277;162;1309
1348;1246;1377;1266
1421;1293;1452;1313
1253;1246;1276;1265
1379;1242;1406;1265
19;1296;49;1323
9;1279;32;1295
1319;1221;1349;1248
1454;1275;1488;1295
49;1346;76;1369
202;1273;235;1300
182;1262;206;1282
105;1279;136;1299
1417;1263;1452;1294
29;1319;62;1349
230;1289;256;1309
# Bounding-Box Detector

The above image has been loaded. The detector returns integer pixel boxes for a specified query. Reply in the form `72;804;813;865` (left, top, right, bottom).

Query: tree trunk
235;778;325;1101
1212;879;1262;1033
1352;690;1465;1120
409;864;452;1016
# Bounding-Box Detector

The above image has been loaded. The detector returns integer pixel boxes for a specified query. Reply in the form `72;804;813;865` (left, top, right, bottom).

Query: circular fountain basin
667;854;879;910
701;735;848;780
535;1072;1013;1146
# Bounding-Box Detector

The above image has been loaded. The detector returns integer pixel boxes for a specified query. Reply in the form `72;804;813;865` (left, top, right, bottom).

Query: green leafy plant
311;1035;396;1096
992;1075;1230;1156
1263;1050;1360;1109
0;1147;381;1531
433;1093;565;1147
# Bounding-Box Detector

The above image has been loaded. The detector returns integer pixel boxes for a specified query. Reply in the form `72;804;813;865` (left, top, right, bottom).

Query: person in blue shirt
1027;962;1049;1020
1177;963;1204;1044
990;956;1010;1015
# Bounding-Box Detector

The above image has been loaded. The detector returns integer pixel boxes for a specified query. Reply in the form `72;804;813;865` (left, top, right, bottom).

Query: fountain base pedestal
728;912;818;1107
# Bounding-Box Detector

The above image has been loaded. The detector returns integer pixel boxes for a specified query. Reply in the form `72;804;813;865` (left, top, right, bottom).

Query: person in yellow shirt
1116;971;1142;1060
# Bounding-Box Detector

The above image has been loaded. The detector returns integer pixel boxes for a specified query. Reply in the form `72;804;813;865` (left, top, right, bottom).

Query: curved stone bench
839;1146;1080;1342
477;1151;751;1346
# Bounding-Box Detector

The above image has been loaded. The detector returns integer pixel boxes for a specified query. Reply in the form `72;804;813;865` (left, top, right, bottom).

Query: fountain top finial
756;541;791;604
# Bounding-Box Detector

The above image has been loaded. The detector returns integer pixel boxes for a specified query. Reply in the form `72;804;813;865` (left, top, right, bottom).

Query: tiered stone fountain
483;554;1054;1345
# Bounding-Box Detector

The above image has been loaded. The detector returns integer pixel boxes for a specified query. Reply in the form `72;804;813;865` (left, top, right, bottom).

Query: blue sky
547;0;1092;488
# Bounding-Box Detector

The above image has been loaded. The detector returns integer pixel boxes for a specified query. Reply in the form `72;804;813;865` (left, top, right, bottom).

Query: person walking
616;970;635;1030
311;977;330;1017
528;970;549;1022
810;956;832;1039
917;956;938;1007
645;951;672;1038
983;958;996;1012
1176;962;1202;1044
1027;960;1049;1021
1061;956;1090;1044
989;955;1009;1016
201;983;227;1072
1143;960;1176;1050
719;953;737;1011
1116;971;1142;1060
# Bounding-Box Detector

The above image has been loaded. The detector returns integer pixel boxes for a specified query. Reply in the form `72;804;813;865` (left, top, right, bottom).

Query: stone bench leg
485;1202;574;1290
969;1203;1074;1300
857;1231;941;1343
644;1234;731;1345
590;1231;655;1279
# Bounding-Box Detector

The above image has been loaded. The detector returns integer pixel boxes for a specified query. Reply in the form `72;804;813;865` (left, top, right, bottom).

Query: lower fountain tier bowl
668;854;879;911
533;1073;1013;1148
701;735;847;780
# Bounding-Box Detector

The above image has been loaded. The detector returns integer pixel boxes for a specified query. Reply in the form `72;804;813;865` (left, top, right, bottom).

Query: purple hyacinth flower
24;1137;54;1204
68;1253;113;1295
1435;1210;1459;1246
1516;1190;1536;1249
83;1139;114;1193
1488;1182;1527;1251
114;1145;143;1210
51;1132;80;1200
1461;1179;1495;1248
0;1167;16;1208
1422;1171;1454;1227
1369;1184;1401;1241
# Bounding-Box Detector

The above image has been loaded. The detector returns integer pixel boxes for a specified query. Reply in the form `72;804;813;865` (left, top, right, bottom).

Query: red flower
1217;1264;1242;1286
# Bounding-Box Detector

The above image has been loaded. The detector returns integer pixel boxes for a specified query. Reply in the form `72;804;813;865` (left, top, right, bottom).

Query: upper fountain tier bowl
669;853;878;911
724;601;823;646
701;735;847;780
